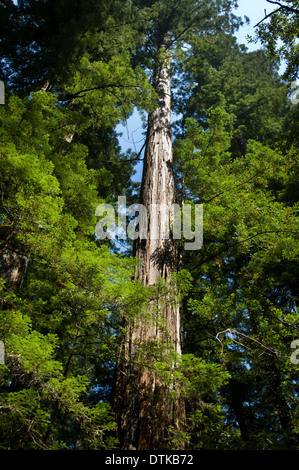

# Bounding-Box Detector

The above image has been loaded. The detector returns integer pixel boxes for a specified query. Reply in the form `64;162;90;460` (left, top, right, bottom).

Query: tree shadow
150;239;177;276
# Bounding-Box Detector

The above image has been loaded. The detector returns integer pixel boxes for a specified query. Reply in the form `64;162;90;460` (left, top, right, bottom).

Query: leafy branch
255;0;299;27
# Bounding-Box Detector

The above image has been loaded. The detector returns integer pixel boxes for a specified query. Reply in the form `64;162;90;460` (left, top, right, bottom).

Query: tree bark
113;42;185;450
0;248;29;289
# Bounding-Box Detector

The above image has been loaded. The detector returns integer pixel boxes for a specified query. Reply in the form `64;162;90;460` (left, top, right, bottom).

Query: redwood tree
113;0;242;450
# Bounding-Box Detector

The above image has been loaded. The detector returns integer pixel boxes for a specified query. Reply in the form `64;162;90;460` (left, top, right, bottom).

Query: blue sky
117;1;278;181
234;0;276;47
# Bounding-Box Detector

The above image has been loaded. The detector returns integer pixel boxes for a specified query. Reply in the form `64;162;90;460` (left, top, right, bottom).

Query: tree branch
166;5;205;50
255;1;299;27
60;84;141;102
254;6;283;27
191;229;297;272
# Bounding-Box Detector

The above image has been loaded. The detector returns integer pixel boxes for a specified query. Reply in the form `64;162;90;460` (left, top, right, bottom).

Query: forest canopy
0;0;298;451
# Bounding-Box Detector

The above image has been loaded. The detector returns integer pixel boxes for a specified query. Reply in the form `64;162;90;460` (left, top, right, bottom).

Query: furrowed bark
113;42;185;450
0;249;29;289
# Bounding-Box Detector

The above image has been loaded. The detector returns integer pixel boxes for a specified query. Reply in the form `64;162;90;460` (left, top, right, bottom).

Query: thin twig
254;6;282;27
216;328;280;357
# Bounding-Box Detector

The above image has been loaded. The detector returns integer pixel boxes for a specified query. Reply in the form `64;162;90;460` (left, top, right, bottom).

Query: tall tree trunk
113;42;185;450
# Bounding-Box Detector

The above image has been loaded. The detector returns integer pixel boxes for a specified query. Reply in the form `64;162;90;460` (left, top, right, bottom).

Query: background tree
174;34;288;157
0;91;154;449
172;32;299;446
0;0;154;450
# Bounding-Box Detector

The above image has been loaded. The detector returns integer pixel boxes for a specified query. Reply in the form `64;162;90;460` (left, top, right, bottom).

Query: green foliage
0;0;298;452
174;33;289;156
173;97;299;448
0;89;150;449
252;0;299;80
